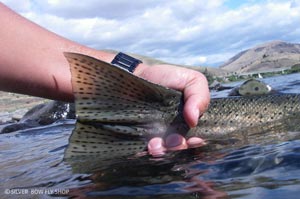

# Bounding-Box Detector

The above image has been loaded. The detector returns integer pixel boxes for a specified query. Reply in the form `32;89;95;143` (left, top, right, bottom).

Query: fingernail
188;109;199;128
148;137;163;150
148;138;166;156
195;107;200;117
165;134;183;148
187;137;206;148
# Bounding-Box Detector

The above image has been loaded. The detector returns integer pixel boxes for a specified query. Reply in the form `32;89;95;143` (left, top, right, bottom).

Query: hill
220;40;300;73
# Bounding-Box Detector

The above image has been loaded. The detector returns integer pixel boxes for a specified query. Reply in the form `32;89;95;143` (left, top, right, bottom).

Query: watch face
111;52;142;73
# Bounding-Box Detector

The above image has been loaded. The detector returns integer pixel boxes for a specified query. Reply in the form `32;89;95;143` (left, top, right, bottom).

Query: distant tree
202;68;215;84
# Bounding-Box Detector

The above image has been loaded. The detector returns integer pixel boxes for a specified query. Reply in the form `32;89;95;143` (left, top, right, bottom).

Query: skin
0;3;210;156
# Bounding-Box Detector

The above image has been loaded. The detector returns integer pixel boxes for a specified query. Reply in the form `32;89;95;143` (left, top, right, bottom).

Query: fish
228;78;273;96
63;52;300;160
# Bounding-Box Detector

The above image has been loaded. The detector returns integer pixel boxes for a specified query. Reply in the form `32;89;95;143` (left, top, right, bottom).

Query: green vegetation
202;68;215;84
290;63;300;73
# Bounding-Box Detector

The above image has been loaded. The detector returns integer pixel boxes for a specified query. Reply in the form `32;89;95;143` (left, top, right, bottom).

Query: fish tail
63;52;182;158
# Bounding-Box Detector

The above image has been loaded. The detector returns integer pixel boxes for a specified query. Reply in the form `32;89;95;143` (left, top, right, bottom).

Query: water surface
1;73;300;199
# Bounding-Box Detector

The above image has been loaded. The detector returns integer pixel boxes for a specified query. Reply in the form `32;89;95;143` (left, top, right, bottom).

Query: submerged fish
229;78;273;96
63;53;300;160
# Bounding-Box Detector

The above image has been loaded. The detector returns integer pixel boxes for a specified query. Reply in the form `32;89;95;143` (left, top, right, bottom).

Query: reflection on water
1;73;300;199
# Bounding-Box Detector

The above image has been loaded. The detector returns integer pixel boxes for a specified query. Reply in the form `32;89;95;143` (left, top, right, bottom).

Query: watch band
111;52;142;73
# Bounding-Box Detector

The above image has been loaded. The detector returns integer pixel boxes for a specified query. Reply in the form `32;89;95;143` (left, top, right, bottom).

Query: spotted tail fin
63;52;182;159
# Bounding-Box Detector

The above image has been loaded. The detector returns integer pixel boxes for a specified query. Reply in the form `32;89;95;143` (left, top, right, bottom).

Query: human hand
134;64;210;156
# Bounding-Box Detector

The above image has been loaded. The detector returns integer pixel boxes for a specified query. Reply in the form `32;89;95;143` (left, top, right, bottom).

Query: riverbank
0;91;48;124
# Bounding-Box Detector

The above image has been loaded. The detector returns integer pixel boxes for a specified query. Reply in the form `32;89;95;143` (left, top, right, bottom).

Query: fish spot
79;59;87;63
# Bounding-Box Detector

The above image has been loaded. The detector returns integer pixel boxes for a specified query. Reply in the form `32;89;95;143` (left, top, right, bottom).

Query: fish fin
64;52;183;159
64;122;146;159
64;52;182;124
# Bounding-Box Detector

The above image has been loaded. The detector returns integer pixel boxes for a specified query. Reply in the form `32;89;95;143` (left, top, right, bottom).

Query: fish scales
188;94;300;146
64;52;300;159
195;94;300;135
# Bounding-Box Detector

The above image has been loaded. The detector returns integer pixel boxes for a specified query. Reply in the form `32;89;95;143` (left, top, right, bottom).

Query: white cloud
1;0;300;66
198;56;207;64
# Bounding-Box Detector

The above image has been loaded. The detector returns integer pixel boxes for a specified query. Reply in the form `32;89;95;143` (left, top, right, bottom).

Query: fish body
63;53;300;159
228;78;273;96
189;94;300;147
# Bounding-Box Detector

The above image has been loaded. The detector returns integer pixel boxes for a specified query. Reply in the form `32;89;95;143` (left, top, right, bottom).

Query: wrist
81;49;149;76
110;52;148;75
133;62;149;76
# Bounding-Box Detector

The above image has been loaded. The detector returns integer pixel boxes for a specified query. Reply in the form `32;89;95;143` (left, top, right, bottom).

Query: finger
183;72;210;127
136;65;209;127
183;94;209;127
187;137;206;148
165;134;188;151
147;137;166;156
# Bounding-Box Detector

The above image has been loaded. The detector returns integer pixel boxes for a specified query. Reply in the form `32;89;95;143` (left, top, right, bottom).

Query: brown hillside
220;40;300;73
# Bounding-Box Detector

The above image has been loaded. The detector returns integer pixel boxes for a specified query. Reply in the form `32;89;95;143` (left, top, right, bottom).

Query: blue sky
224;0;263;9
1;0;300;67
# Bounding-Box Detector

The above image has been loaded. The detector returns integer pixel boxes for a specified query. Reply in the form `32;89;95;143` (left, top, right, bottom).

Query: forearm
0;3;116;102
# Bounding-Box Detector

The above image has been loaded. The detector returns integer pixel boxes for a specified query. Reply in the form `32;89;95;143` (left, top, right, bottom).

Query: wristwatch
111;52;142;73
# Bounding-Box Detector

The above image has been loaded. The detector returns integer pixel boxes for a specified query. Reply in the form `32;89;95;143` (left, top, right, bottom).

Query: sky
1;0;300;67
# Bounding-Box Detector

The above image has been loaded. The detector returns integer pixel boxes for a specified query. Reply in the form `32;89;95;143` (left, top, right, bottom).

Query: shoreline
0;91;48;124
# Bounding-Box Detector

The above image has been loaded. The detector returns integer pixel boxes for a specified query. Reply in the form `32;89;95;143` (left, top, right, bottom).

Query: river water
1;73;300;199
